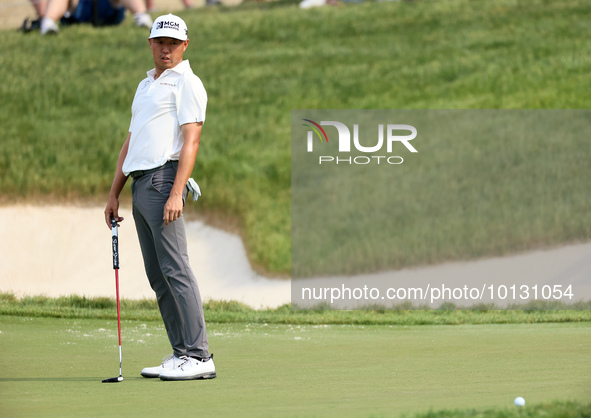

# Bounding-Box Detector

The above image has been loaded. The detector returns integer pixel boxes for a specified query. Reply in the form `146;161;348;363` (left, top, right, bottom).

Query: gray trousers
131;162;209;359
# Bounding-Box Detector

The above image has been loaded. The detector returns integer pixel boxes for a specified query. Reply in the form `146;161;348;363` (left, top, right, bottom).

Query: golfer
104;13;215;381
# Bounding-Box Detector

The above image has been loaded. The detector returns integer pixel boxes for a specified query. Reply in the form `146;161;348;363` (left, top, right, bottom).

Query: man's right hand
104;195;124;229
105;133;132;229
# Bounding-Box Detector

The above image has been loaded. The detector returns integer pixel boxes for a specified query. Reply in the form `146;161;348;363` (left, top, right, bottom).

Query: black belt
130;160;177;179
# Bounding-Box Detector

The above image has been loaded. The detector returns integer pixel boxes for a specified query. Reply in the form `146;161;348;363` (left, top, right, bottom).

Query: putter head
102;376;123;383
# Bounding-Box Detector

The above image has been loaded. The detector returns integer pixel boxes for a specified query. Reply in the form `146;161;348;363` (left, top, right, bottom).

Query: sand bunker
0;205;290;308
1;205;590;309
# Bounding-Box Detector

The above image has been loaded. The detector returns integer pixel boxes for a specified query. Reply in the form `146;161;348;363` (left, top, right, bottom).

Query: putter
102;217;123;383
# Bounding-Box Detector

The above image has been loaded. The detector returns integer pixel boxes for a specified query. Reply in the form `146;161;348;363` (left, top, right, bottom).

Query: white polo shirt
122;60;207;176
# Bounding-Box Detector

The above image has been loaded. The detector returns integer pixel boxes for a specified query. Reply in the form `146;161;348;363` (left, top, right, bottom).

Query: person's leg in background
40;0;75;34
112;0;153;27
31;0;47;17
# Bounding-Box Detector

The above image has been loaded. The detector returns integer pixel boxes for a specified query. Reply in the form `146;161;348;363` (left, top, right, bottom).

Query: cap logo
157;20;180;31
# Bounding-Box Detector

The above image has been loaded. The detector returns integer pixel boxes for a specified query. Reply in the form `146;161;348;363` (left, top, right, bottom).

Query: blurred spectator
145;0;190;11
31;0;47;17
299;0;337;9
22;0;152;35
144;0;220;12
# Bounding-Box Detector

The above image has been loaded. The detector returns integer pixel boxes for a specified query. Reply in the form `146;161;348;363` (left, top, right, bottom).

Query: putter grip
111;218;119;270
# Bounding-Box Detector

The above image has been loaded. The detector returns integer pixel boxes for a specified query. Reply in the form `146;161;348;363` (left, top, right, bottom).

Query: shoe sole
160;372;216;381
140;372;160;378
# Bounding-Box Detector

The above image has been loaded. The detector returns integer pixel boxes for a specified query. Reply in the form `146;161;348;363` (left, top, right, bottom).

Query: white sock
40;17;58;35
133;13;153;28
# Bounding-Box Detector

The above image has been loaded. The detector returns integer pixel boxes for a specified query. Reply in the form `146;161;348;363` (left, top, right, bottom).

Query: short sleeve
129;80;144;132
177;74;207;126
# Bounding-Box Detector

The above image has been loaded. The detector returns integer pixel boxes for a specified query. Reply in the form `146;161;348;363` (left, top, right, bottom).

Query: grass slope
0;316;589;417
1;0;591;273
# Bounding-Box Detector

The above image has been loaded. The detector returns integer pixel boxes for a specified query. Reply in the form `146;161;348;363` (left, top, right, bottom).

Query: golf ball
514;396;525;407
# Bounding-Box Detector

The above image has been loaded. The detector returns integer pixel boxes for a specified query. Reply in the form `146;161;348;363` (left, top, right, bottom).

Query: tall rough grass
1;292;589;324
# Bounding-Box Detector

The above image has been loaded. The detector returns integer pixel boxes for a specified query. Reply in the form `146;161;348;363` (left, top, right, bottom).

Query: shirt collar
146;60;191;80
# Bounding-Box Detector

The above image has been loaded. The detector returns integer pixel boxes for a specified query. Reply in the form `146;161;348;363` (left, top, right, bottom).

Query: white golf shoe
140;354;181;378
133;12;153;28
159;355;216;381
299;0;326;8
40;17;59;35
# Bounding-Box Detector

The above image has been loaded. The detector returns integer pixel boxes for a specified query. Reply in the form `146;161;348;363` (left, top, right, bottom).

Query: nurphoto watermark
291;110;591;310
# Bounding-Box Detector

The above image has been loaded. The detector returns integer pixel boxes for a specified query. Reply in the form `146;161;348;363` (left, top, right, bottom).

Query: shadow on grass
0;377;105;382
0;377;147;382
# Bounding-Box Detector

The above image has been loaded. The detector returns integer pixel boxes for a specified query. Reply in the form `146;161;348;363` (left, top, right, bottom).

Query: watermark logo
302;119;329;149
302;119;418;165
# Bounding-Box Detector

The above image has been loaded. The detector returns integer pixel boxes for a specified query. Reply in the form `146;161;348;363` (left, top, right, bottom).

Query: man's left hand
163;193;183;225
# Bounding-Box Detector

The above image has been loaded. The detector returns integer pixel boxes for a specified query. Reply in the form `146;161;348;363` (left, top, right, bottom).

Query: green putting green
1;316;588;417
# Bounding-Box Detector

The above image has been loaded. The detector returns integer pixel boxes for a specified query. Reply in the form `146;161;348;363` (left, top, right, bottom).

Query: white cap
149;14;188;41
